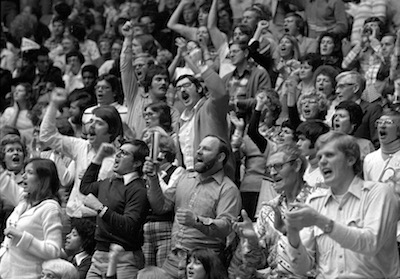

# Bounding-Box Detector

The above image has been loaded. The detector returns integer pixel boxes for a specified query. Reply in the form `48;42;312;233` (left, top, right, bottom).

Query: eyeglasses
95;85;111;90
300;99;318;105
116;149;134;157
143;112;155;118
336;83;355;90
176;82;193;91
266;159;296;172
375;119;396;127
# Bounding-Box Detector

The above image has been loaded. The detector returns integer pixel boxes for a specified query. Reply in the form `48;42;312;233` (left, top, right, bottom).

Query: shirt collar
190;168;225;185
232;64;252;79
74;251;89;266
123;172;140;185
324;176;362;207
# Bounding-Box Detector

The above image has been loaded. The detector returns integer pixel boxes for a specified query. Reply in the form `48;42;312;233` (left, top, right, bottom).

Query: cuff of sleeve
16;231;33;250
99;206;108;217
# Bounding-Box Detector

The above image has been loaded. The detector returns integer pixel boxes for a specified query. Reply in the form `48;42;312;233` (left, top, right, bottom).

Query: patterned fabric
143;221;173;267
228;184;314;279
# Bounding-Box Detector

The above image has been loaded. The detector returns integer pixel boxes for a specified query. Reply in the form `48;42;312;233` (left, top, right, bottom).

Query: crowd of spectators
1;0;400;278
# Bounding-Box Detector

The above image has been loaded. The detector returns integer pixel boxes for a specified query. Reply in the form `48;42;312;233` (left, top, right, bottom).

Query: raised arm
248;93;268;153
207;0;227;51
167;0;197;41
120;21;140;111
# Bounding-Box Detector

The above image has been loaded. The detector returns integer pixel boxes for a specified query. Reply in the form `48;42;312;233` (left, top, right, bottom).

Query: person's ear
217;152;226;164
293;158;302;172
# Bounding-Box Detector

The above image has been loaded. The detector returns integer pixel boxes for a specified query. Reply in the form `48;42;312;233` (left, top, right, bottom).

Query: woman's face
300;97;320;120
99;40;111;55
95;80;115;105
233;27;248;42
279;36;293;59
132;39;143;56
315;74;334;97
22;162;41;195
186;256;207;279
13;85;27;102
143;107;160;128
320;36;335;56
333;109;354;134
196;26;210;45
277;127;295;144
65;228;84;254
198;9;209;26
299;62;313;81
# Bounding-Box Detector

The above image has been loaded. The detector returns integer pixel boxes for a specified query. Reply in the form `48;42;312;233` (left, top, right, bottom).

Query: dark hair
52;15;66;26
144;102;172;133
95;74;124;104
199;1;212;13
334;101;363;134
92;105;124;142
69;22;86;42
317;32;343;59
174;74;204;97
82;64;98;78
25;158;61;206
114;17;129;39
0;134;26;169
56;117;75;136
68;91;93;125
70;218;96;255
316;131;362;175
133;34;158;58
187;248;228;279
364;17;385;39
285;12;305;36
300;53;323;72
34;46;50;62
158;135;176;163
233;24;253;41
143;64;170;93
123;139;150;176
54;2;72;20
66;50;85;65
296;120;330;148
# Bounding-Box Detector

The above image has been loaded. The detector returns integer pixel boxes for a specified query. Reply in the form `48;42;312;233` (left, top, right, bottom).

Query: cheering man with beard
143;135;241;279
40;88;123;218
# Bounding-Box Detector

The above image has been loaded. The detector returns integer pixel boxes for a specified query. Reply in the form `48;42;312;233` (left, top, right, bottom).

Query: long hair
25;158;61;206
14;82;35;110
279;34;300;60
144;102;172;133
92;105;124;143
187;248;228;279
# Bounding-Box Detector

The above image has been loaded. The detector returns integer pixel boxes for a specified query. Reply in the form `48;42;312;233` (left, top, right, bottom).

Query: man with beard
40;88;123;218
0;134;25;242
80;140;150;279
121;21;179;137
143;135;242;279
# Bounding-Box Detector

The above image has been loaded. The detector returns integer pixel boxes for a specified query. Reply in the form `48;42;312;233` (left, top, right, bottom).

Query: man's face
333;109;354;134
65;228;83;254
150;74;169;100
95;80;115;105
267;152;298;193
113;143;138;175
140;16;155;34
229;44;246;66
3;143;24;173
242;11;257;30
233;27;249;43
194;136;221;173
133;57;148;82
376;115;400;145
381;35;395;58
111;42;122;60
53;21;65;37
183;6;197;25
320;36;335;56
317;140;354;189
176;78;201;109
297;135;313;157
315;74;333;96
82;71;96;88
335;76;357;102
67;56;82;75
85;115;111;147
128;2;142;19
284;16;297;35
36;55;50;73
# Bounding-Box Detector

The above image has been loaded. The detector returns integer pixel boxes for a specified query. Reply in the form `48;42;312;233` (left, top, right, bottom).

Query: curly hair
297;91;329;120
70;218;96;255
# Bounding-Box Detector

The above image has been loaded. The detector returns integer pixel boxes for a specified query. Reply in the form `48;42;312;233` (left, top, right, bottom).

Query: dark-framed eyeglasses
266;159;296;172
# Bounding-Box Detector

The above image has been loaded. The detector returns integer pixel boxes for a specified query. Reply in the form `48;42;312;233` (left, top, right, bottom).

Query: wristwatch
323;219;334;234
97;204;105;214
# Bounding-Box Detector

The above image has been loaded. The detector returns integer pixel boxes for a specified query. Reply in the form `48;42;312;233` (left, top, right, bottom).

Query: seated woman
332;100;375;161
228;143;314;279
64;218;96;279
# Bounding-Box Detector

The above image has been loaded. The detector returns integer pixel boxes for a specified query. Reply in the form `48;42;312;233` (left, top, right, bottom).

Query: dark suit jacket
354;99;382;149
76;254;92;279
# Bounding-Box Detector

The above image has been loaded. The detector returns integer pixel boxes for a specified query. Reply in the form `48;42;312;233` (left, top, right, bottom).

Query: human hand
284;202;319;230
96;143;116;160
142;156;159;177
232;209;258;244
256;20;269;31
109;243;125;261
229;111;245;131
175;37;188;56
176;208;197;227
121;21;134;38
83;193;103;212
255;91;268;110
50;87;68;107
4;226;23;243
